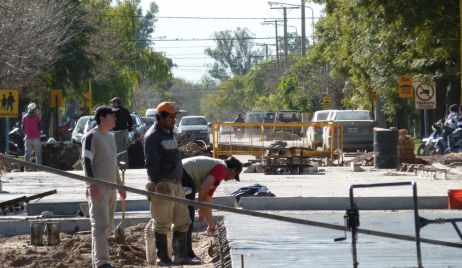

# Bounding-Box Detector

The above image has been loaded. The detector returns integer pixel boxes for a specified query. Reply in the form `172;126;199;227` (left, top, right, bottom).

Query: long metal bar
2;154;462;250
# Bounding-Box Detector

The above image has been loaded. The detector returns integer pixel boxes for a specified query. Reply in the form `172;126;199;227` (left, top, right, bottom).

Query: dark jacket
113;106;133;131
143;123;183;184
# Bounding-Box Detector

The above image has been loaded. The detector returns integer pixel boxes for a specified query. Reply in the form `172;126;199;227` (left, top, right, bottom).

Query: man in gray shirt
82;106;126;268
143;101;199;266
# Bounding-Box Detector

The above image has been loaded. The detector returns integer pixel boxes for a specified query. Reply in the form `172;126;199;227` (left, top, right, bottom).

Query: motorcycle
8;125;24;156
417;119;444;156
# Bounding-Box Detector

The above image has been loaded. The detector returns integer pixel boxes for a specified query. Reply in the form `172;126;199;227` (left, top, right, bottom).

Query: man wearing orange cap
143;101;199;266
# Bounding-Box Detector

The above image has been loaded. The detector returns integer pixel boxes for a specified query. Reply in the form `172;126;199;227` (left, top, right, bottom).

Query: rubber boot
186;223;201;262
155;232;174;266
173;231;201;265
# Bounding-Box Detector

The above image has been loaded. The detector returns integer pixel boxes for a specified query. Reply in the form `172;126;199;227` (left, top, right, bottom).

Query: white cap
27;103;37;112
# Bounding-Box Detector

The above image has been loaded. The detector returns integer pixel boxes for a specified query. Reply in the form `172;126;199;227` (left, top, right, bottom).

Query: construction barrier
211;121;343;161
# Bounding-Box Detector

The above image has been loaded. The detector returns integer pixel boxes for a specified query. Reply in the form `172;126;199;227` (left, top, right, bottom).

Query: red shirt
208;164;228;196
22;114;41;139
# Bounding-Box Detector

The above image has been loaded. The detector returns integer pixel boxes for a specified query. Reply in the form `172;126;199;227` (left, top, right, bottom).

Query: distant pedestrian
22;103;42;166
143;101;199;266
1;94;6;110
181;155;242;260
110;97;132;163
82;106;126;268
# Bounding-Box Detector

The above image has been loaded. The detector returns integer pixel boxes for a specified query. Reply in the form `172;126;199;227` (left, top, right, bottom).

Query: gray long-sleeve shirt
81;127;121;185
143;123;183;184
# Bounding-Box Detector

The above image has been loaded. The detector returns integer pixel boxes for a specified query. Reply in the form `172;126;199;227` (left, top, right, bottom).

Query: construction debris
42;142;80;171
0;223;215;268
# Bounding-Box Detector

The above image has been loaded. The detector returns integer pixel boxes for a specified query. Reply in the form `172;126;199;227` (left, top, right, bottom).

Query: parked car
71;116;91;144
244;110;267;136
323;110;375;152
177;115;210;142
306;110;336;149
220;122;235;135
141;116;156;129
273;110;303;136
81;113;147;144
129;113;147;142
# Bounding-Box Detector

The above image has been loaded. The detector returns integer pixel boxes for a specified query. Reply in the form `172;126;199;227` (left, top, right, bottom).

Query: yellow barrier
211;122;343;160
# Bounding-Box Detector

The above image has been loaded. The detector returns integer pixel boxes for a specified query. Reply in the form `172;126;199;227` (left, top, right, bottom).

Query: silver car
306;110;336;149
323;110;375;152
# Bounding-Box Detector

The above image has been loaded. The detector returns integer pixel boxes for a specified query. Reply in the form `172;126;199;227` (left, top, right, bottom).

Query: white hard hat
27;103;37;112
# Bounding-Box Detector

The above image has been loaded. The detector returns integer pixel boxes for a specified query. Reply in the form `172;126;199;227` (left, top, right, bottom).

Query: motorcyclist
446;105;462;153
233;113;245;138
445;104;459;130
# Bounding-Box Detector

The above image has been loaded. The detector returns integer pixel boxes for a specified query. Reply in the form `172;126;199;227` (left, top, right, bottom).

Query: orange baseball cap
155;101;178;114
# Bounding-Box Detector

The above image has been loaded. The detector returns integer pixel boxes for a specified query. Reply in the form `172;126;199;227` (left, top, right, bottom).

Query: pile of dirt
42;142;80;170
420;153;462;165
0;223;215;267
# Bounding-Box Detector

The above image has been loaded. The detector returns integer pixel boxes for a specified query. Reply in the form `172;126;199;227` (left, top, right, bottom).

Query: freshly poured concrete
224;211;462;267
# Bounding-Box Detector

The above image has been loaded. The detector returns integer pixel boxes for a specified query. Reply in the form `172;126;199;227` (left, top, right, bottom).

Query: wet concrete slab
224;210;462;267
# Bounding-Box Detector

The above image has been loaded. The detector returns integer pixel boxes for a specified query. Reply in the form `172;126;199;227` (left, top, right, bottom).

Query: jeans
24;138;42;165
447;128;462;150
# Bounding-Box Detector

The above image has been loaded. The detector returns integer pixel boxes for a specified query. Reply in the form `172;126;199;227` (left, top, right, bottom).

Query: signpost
415;81;436;137
50;89;63;139
0;89;19;154
322;96;332;109
399;75;414;98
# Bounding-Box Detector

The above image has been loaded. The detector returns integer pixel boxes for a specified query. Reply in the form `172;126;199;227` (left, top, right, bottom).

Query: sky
140;0;324;83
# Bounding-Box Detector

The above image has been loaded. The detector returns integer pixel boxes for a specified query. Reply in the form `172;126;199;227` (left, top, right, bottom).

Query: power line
99;14;321;20
136;37;277;41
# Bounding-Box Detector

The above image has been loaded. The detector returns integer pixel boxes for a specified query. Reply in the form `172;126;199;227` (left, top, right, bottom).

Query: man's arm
81;132;99;198
143;134;161;184
198;175;217;233
126;108;133;131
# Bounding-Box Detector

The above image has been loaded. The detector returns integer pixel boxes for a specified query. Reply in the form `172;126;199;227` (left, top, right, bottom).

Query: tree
311;0;460;121
0;0;80;93
205;28;264;81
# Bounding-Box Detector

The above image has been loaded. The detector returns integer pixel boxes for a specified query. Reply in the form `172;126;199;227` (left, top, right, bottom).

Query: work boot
155;232;174;266
186;226;201;262
173;231;201;265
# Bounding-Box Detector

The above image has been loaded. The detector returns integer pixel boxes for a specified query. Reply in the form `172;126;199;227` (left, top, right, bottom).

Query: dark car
323;110;375;152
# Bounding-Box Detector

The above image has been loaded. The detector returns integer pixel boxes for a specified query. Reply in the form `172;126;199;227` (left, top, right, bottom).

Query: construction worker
143;101;200;266
182;155;242;261
82;106;126;268
110;97;133;163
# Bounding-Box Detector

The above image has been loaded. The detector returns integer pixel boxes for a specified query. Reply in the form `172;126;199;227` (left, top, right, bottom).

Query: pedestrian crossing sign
0;89;19;118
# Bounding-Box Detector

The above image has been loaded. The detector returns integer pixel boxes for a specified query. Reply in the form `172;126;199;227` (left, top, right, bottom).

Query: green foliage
311;0;459;119
205;28;264;81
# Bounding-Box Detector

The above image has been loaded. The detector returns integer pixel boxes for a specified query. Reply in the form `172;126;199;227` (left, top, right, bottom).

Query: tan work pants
88;186;117;268
150;181;191;234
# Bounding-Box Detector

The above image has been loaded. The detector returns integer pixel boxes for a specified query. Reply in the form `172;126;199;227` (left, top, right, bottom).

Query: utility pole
283;7;288;69
275;20;280;67
270;4;300;69
301;0;306;57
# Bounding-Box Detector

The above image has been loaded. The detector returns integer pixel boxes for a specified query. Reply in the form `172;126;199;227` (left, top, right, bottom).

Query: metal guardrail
210;122;343;160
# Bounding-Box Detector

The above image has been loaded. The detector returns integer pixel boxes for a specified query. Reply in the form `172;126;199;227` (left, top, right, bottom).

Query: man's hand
207;223;216;235
155;183;168;194
89;184;100;198
119;189;126;200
